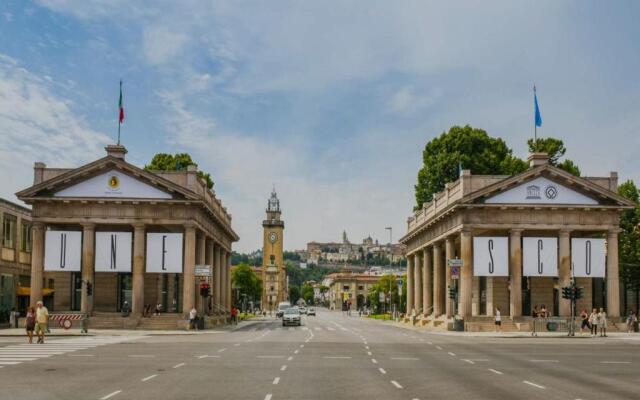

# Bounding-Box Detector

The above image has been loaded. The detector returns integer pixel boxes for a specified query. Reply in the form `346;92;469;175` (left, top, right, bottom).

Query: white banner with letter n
571;238;606;278
146;233;183;273
44;230;82;271
523;237;558;277
473;237;508;276
95;232;132;272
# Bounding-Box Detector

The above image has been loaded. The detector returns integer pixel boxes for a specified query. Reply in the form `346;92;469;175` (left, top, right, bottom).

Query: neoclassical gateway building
16;145;238;328
400;153;634;330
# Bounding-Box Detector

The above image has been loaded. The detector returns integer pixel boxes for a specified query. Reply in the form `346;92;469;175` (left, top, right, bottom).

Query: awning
16;287;54;297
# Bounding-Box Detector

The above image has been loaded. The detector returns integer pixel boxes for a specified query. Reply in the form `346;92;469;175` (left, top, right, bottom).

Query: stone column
406;254;414;314
459;230;473;318
206;240;214;314
445;237;455;318
422;247;432;316
214;244;222;314
132;224;145;315
226;251;232;313
29;223;45;308
509;229;523;317
182;224;196;314
607;230;620;317
433;243;445;316
414;251;422;314
195;234;206;313
80;224;95;314
220;250;227;313
558;230;571;317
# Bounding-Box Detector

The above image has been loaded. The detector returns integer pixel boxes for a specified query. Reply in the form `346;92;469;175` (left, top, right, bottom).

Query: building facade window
2;214;16;249
20;223;31;252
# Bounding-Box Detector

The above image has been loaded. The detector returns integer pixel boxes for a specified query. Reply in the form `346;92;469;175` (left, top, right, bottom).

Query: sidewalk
0;326;234;337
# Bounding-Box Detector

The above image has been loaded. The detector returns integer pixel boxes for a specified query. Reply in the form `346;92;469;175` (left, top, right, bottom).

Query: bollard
81;314;89;334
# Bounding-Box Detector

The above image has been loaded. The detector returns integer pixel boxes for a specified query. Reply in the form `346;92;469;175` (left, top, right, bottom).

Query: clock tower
262;187;287;311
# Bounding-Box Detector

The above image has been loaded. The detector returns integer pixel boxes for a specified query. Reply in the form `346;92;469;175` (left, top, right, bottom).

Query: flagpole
117;80;122;146
533;84;537;144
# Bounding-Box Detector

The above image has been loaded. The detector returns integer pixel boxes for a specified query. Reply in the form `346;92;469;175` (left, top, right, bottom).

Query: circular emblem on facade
107;175;120;191
544;185;558;199
268;232;278;244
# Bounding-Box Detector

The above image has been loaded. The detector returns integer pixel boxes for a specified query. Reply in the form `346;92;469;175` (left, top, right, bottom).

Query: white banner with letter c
523;237;558;277
473;237;508;276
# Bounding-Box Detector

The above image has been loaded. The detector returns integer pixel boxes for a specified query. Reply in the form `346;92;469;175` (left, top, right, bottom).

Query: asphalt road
1;309;639;400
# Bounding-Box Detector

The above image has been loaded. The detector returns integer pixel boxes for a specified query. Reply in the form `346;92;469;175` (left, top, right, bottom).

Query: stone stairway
88;312;137;329
136;314;185;330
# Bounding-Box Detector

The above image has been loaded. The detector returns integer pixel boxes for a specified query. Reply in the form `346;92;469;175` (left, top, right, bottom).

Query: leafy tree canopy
527;138;580;176
618;180;640;293
231;263;262;302
145;152;214;189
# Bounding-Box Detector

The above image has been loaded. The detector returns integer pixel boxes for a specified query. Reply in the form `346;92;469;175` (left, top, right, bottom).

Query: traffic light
574;286;583;300
86;282;93;296
199;282;210;297
561;286;571;300
448;286;457;300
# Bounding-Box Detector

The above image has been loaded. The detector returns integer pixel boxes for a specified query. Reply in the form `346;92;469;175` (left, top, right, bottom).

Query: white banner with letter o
523;237;558;277
473;237;508;276
44;231;82;271
146;233;183;273
571;238;606;278
95;232;132;272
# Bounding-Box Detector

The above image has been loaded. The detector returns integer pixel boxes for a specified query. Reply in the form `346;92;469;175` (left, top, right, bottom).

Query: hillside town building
400;153;635;330
15;145;238;328
306;231;404;265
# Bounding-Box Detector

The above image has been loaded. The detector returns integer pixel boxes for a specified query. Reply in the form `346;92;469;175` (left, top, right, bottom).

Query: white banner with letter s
146;233;183;273
95;232;132;272
473;237;508;276
523;237;558;277
571;238;606;278
44;231;82;271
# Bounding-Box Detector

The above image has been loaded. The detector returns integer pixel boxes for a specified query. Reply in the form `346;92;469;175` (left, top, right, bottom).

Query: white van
276;301;291;318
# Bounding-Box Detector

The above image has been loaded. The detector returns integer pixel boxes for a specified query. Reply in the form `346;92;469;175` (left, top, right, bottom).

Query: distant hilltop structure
305;231;405;265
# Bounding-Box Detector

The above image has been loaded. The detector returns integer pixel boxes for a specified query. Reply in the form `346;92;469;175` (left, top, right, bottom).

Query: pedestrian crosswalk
0;336;144;368
249;326;341;332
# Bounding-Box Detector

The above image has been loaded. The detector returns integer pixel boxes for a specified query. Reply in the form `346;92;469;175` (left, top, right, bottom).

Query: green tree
289;286;301;305
300;284;315;305
231;263;262;303
367;275;402;314
415;125;527;208
619;180;640;303
527;137;580;176
145;152;214;189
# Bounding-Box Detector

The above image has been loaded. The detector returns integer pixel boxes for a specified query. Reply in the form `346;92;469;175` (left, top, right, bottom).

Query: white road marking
529;359;558;363
287;356;293;361
172;363;185;369
371;358;378;364
379;368;386;374
435;346;443;350
488;368;503;375
391;380;403;389
463;359;475;364
391;357;419;360
365;346;369;350
218;348;227;353
294;350;299;354
300;344;304;348
234;343;240;347
264;394;272;400
128;355;155;358
367;351;372;356
280;365;287;371
273;377;280;385
0;358;36;361
323;356;351;359
258;355;285;359
601;361;631;364
100;390;122;400
141;374;157;382
523;380;545;389
427;341;433;345
197;355;220;359
69;354;94;357
448;352;456;357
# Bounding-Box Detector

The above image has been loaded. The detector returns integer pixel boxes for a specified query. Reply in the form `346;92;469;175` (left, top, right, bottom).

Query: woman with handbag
25;307;36;344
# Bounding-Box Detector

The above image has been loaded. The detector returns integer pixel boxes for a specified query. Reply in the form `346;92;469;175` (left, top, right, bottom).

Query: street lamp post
385;227;393;318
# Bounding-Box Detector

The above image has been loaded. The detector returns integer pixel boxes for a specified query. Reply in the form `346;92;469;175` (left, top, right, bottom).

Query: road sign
379;292;385;302
451;266;460;279
195;265;212;276
447;258;463;267
396;279;404;286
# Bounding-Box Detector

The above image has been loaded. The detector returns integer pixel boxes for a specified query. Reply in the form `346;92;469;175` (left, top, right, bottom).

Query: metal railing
531;317;575;336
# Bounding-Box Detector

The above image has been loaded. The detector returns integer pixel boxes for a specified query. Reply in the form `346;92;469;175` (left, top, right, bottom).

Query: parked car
282;308;301;326
299;306;307;315
276;301;291;318
307;307;316;316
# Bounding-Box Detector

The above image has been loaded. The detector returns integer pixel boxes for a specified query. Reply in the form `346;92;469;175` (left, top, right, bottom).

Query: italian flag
119;80;125;124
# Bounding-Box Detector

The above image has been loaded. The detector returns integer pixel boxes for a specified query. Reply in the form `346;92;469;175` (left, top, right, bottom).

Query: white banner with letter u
44;230;82;271
571;238;606;278
473;237;508;276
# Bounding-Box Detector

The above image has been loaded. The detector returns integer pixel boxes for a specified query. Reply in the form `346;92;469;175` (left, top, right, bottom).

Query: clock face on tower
268;232;278;244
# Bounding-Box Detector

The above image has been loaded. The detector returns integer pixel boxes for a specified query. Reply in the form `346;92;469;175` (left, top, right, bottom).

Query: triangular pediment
484;176;598;205
54;169;172;199
465;164;635;208
16;156;198;201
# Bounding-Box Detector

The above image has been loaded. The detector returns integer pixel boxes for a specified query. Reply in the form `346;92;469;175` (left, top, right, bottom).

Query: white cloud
388;86;440;115
142;26;189;66
0;54;111;203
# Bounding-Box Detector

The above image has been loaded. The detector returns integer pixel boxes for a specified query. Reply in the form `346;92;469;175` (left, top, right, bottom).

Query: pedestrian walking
540;304;549;318
121;301;131;317
580;309;591;335
35;301;49;344
155;302;162;316
25;307;36;344
626;311;637;333
598;308;608;337
189;306;197;330
589;308;598;337
231;306;238;325
532;305;539;318
494;307;502;333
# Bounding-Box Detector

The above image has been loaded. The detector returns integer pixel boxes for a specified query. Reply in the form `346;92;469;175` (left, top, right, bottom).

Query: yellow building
261;188;287;311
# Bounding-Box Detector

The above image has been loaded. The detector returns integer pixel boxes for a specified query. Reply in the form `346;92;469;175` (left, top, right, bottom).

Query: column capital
184;221;197;231
445;236;455;244
509;228;524;236
607;228;622;237
132;223;146;231
558;229;572;237
460;228;472;237
32;221;45;230
432;241;442;250
81;223;96;230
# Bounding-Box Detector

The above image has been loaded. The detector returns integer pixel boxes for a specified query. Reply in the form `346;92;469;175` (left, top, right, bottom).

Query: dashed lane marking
141;374;157;382
390;380;403;389
435;346;443;350
391;357;419;361
217;348;227;353
488;369;503;375
523;381;545;389
258;355;285;359
323;356;352;359
601;361;631;364
172;363;185;369
463;359;475;364
273;377;280;385
379;368;386;374
448;352;456;357
197;355;220;359
99;390;122;400
280;365;287;371
529;359;558;363
294;350;299;354
367;352;372;356
264;394;272;400
371;358;378;364
287;356;293;361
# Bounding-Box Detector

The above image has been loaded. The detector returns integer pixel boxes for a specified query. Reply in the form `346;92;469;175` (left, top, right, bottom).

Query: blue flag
534;86;542;127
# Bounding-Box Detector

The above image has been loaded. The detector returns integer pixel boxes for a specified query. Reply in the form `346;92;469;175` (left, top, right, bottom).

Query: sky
0;1;639;252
